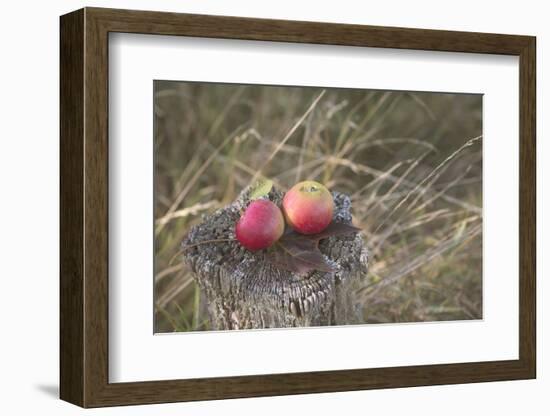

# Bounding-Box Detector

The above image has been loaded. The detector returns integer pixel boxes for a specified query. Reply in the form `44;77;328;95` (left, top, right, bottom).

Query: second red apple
282;180;334;235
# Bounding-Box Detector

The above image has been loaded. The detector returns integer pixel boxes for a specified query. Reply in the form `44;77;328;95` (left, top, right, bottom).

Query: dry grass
154;81;483;332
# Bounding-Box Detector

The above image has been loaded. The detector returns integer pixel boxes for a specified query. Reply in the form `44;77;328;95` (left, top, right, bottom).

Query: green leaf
266;222;360;274
249;179;274;200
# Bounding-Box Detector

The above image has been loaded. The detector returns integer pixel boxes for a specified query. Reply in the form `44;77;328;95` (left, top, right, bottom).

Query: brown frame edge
60;7;536;408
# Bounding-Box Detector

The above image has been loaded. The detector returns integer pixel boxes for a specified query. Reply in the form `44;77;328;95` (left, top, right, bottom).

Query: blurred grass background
154;81;482;332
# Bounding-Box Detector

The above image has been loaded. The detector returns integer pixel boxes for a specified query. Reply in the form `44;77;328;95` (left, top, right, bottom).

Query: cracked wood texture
183;187;368;330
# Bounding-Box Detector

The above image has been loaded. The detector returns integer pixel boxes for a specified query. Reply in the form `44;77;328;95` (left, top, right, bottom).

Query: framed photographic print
60;7;536;408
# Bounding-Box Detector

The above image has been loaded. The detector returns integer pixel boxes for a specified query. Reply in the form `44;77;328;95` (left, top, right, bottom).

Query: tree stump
182;186;368;330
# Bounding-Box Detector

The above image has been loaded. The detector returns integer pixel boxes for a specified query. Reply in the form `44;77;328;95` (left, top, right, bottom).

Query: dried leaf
268;237;334;274
266;222;360;274
302;221;361;241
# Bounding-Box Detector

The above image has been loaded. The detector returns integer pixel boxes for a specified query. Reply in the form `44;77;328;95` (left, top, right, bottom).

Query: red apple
282;181;334;235
235;199;285;251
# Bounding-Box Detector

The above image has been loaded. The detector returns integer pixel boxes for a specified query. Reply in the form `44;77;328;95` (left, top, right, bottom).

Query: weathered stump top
182;186;368;329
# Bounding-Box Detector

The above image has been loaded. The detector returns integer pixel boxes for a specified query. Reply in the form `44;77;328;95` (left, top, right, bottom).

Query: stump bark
182;186;368;330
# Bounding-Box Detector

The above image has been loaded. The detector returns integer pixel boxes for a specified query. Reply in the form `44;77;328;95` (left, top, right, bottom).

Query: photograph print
154;81;482;333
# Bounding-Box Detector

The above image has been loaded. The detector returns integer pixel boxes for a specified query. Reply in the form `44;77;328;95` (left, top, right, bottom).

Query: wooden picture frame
60;7;536;408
